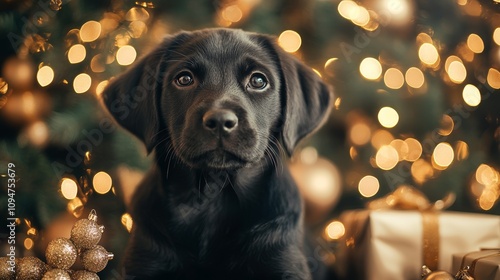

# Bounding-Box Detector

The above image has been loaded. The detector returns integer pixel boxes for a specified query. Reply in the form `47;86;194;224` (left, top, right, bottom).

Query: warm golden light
95;80;109;96
24;238;34;250
494;28;500;46
479;190;497;211
351;6;370;27
418;43;439;66
125;7;150;21
487;68;500;89
457;0;467;5
447;61;467;84
325;221;345;240
121;213;134;232
476;164;498;186
68;44;86;64
222;5;243;23
455;141;469;161
462;84;481;107
90;54;105;73
129;20;147;38
80;21;102;42
324;58;338;76
359;57;382;80
411;159;434;184
384;68;405;89
25;121;49;148
375;145;399;170
338;0;359;20
405;67;425;88
278;30;302;53
467;34;484;53
350;122;371;145
404;138;422;162
390;139;409;161
36;65;54;87
93;171;113;194
73;73;91;94
300;147;318;165
432;142;454;168
61;178;78;200
378;107;399;128
116;45;137;66
358;175;380;197
371;129;394;149
438;115;454;136
67;197;84;218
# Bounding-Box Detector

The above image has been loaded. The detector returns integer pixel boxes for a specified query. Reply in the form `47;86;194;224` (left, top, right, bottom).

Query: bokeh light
455;141;469;161
121;213;134;232
375;145;399;170
338;0;359;20
350;122;371;145
411;159;434;184
222;5;243;23
432;142;454;168
476;164;498;186
390;139;409;161
404;138;422;162
93;171;113;194
358;175;380;197
487;68;500;89
467;34;484;53
278;30;302;53
95;80;109;96
371;129;394;149
61;178;78;200
405;67;425;88
418;43;439;66
462;84;481;107
325;220;345;240
359;57;382;80
494;28;500;46
384;68;405;89
116;45;137;66
378;107;399;128
73;73;91;94
36;65;54;87
80;21;102;42
68;44;86;64
438;115;454;136
446;59;467;84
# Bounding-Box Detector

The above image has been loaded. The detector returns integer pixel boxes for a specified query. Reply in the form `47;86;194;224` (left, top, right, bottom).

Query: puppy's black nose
202;109;238;134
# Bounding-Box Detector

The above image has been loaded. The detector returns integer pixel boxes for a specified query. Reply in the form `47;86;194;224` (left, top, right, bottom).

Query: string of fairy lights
2;0;500;255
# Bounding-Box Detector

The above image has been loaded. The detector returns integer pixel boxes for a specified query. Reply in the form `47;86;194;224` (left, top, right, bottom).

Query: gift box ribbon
366;186;456;271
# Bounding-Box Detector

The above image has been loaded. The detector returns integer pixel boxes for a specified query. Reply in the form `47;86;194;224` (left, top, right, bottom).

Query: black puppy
102;28;331;279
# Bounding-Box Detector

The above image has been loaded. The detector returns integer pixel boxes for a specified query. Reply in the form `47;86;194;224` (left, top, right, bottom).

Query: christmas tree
1;0;499;278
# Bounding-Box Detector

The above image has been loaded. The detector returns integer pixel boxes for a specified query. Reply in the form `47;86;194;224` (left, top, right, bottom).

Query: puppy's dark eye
248;73;268;90
175;72;194;87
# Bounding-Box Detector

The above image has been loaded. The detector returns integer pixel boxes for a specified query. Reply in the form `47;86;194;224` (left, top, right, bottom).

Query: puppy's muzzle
202;109;239;135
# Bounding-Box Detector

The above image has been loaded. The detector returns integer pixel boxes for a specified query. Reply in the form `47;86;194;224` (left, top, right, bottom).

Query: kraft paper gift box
452;250;500;280
334;186;500;280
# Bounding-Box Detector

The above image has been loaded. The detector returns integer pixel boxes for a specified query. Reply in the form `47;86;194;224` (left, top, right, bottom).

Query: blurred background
0;0;499;277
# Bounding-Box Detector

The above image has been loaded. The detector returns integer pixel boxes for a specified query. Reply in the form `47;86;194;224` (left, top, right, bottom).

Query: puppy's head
102;28;331;170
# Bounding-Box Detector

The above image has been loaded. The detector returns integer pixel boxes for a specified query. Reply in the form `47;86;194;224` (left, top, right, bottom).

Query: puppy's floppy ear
101;33;189;153
260;36;332;156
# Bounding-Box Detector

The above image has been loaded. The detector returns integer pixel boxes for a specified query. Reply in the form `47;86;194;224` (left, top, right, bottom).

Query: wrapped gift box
452;250;500;280
335;210;500;280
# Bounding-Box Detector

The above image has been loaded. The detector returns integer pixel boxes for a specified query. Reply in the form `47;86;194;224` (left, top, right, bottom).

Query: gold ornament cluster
0;210;113;280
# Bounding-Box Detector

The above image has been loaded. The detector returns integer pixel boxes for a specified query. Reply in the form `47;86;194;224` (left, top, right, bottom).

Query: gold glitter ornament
0;257;15;280
81;245;114;273
16;256;48;280
72;270;100;280
70;210;105;249
45;237;78;269
42;269;72;280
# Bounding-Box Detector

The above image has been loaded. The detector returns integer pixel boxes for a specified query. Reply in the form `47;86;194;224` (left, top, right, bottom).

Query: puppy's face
162;31;281;169
103;28;331;171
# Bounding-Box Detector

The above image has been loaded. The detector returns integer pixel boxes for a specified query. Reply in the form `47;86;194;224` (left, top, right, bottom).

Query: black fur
102;28;331;279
